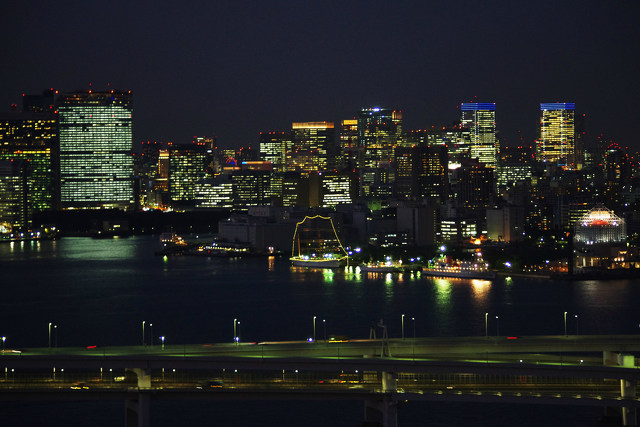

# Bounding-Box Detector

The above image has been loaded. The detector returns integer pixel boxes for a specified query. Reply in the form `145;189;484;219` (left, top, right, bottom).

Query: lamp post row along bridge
2;335;640;427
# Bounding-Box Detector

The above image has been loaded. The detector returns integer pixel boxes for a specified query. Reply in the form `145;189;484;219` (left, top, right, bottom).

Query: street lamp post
564;312;567;336
323;319;326;342
160;336;165;350
412;317;416;340
233;318;237;343
574;315;579;335
412;317;416;359
54;325;58;348
1;336;5;352
236;321;241;344
401;314;405;340
142;321;146;346
48;323;52;349
495;316;499;336
485;313;488;338
149;324;153;346
313;316;316;342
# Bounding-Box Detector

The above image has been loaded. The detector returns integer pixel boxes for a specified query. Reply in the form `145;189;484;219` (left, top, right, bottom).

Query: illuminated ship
360;258;421;273
423;251;496;279
290;215;348;268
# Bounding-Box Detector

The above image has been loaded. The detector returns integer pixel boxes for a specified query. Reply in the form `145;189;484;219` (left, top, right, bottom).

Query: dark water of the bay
0;236;637;426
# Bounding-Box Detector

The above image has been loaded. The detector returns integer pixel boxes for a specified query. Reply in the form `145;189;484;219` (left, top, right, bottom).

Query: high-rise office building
57;90;134;210
288;122;334;172
321;171;355;208
23;89;57;113
232;170;271;211
394;145;448;202
537;102;576;169
426;125;470;166
454;158;495;212
169;143;210;206
339;119;360;169
358;108;402;168
259;131;291;172
0;112;59;214
0;160;29;232
460;103;497;167
194;174;234;209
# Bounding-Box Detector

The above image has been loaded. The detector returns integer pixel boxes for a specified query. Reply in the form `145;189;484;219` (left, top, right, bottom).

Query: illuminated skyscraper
357;108;402;168
259;131;291;172
339;119;360;169
232;170;271;210
0;112;59;214
288;122;334;171
169;143;209;206
0;160;28;232
394;145;448;202
537;103;576;169
460;103;497;167
58;91;134;210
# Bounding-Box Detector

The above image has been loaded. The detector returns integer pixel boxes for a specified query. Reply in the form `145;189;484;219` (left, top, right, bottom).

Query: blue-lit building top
537;102;576;168
460;103;496;111
540;103;575;111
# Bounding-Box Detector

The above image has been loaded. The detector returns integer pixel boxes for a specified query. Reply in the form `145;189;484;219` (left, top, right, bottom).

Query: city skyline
1;2;639;149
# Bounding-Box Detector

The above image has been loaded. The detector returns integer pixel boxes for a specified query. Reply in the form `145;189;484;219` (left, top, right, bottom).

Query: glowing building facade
169;143;209;205
232;170;271;211
288;122;333;172
321;172;354;208
0;160;29;232
537;103;575;168
357;108;402;168
339;119;360;169
574;206;629;270
58;91;134;210
0;112;59;213
574;206;625;244
460;103;497;167
394;145;448;202
259;131;291;172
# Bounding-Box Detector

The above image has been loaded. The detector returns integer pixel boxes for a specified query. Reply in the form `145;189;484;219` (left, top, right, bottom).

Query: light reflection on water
434;278;452;308
1;237;635;427
322;269;334;283
471;279;491;303
1;236;640;348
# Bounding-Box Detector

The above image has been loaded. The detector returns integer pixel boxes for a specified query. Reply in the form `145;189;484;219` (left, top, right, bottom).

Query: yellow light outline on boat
291;215;349;266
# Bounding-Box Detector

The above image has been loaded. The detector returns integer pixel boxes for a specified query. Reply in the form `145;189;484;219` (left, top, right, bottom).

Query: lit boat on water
360;262;398;273
360;258;421;273
423;251;496;280
290;215;349;269
290;254;348;268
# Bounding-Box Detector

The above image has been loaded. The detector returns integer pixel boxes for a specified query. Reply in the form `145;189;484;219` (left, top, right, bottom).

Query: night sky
2;1;639;150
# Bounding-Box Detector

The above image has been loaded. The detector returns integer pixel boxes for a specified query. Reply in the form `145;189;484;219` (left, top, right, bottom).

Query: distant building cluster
1;89;639;261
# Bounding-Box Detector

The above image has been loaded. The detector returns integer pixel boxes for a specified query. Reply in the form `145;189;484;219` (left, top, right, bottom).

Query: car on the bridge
70;382;89;390
197;379;224;389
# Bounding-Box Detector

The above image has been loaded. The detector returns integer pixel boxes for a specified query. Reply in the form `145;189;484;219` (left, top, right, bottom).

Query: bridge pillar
603;352;637;426
129;368;152;389
363;372;398;427
363;395;398;427
124;368;152;427
125;392;151;427
381;372;397;393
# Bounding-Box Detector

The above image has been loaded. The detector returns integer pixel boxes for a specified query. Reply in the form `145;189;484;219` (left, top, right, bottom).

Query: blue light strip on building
460;103;496;111
540;103;575;110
